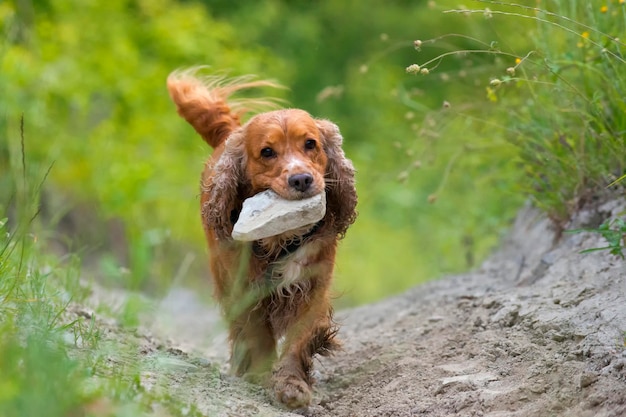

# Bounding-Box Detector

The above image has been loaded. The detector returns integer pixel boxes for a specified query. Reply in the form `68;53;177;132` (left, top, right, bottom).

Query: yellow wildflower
515;58;522;65
600;5;608;13
578;32;589;48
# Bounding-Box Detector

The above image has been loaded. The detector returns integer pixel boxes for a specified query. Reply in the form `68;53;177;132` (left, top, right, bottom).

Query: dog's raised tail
167;68;284;148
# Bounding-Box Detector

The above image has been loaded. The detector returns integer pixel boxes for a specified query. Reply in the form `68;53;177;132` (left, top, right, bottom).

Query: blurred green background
1;0;541;306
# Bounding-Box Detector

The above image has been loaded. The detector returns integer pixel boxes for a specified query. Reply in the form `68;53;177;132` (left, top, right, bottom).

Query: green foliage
569;218;626;259
406;0;625;224
4;0;621;306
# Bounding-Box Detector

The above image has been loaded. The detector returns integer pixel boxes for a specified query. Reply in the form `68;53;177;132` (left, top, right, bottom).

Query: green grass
0;125;215;417
0;131;91;415
405;0;625;226
0;228;206;416
568;217;626;259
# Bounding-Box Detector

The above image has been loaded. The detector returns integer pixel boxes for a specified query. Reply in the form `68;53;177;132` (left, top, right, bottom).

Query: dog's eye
260;147;276;158
304;139;317;150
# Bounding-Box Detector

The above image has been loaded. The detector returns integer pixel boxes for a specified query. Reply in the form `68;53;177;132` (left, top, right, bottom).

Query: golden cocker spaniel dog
167;69;357;409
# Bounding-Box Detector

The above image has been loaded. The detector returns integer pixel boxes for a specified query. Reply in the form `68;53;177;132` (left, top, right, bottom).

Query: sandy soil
85;198;626;417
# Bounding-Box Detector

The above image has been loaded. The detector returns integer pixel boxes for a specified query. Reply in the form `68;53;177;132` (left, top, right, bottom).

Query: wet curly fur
167;68;357;409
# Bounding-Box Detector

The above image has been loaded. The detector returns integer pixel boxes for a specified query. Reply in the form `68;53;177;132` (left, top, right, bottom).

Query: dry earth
84;198;626;417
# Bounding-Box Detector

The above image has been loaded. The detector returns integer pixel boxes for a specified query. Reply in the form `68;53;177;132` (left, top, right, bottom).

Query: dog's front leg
271;281;338;409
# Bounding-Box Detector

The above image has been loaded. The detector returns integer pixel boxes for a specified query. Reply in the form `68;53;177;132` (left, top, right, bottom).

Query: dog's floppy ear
316;119;357;238
202;129;248;240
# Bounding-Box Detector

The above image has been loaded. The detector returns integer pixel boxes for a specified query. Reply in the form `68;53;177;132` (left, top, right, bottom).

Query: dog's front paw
272;375;312;409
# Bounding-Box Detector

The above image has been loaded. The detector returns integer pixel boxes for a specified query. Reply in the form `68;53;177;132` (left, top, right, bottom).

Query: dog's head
244;109;327;200
205;109;357;240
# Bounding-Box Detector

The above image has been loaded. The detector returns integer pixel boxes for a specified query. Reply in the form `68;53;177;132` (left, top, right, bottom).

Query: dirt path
308;200;626;417
90;198;626;416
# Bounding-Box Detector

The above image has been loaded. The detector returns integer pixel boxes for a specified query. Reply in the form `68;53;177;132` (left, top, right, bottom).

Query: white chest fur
270;240;322;294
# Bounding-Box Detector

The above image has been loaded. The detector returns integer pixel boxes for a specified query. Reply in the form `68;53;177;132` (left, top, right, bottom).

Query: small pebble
578;372;598;388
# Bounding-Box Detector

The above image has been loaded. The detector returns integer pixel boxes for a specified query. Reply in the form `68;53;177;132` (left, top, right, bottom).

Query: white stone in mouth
231;190;326;241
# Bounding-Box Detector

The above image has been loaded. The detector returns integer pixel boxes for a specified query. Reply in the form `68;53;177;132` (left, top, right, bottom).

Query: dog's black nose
288;173;314;192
